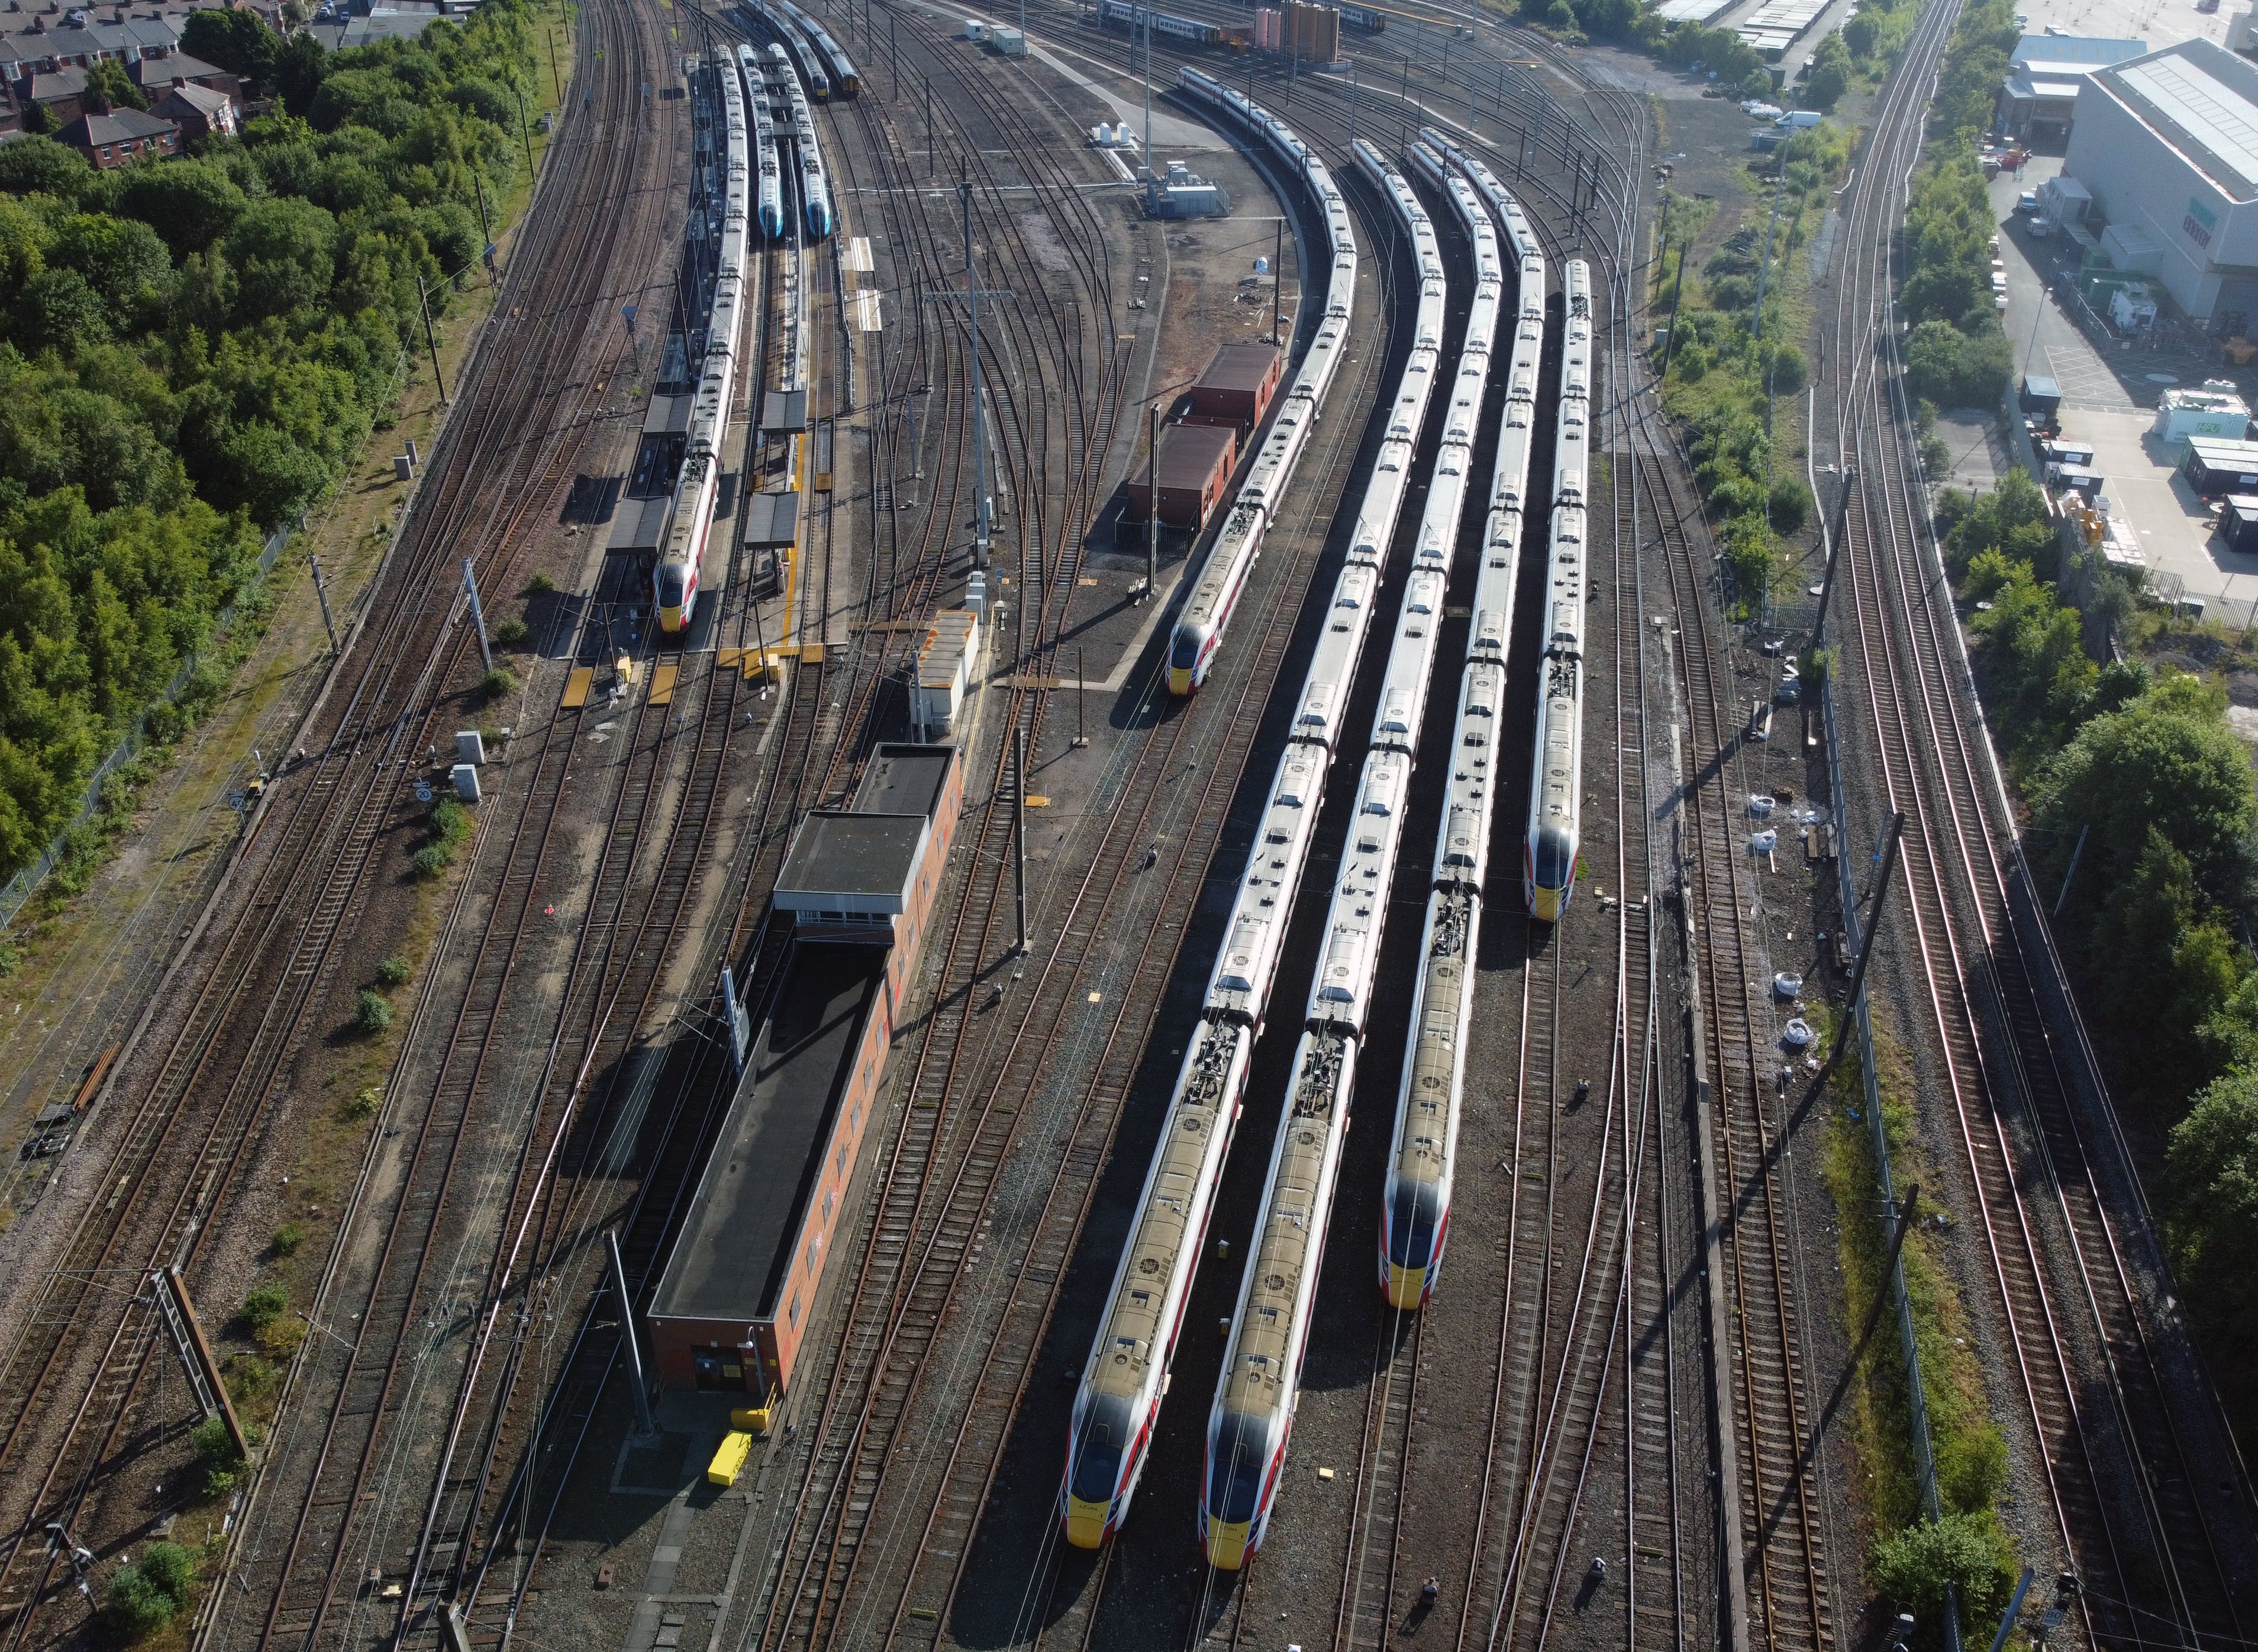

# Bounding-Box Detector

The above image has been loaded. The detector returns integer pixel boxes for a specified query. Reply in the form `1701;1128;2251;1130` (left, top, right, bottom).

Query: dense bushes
1931;0;2022;143
1947;462;2258;1459
1657;124;1853;605
1899;150;2016;408
0;0;547;888
107;1543;195;1638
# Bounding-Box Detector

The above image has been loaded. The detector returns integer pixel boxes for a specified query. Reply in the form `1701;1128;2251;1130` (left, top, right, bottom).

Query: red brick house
54;104;176;166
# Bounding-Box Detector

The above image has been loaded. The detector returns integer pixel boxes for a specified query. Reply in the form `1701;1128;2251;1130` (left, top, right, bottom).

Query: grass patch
1818;1004;2020;1647
374;955;414;988
478;666;519;703
410;793;474;879
353;988;394;1034
106;1541;195;1638
493;616;530;647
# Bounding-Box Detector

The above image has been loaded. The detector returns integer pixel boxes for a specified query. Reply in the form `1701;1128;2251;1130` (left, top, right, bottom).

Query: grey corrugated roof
2095;37;2258;201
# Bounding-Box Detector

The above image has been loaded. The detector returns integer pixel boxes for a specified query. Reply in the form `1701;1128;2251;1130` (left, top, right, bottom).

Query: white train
736;44;784;239
1527;261;1592;920
1201;135;1505;1573
770;0;859;93
1060;131;1431;1561
1166;67;1356;695
656;52;751;636
1379;133;1549;1309
769;40;832;239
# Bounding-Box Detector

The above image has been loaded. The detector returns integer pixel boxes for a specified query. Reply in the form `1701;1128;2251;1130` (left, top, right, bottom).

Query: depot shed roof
2088;37;2258;201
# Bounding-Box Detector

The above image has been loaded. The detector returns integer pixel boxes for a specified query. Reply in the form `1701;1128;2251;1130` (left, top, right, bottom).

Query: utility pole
418;275;448;405
514;83;536;179
1012;725;1028;954
1822;811;1902;1082
1075;647;1088;748
607;1232;658;1440
309;554;338;652
1812;467;1858;646
463;557;493;673
1272;215;1285;345
962;170;990;565
547;28;562;101
1144;401;1159;600
1142;0;1153;176
473;170;492;263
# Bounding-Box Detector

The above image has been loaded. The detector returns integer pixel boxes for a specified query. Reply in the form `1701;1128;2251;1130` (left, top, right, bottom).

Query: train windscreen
1067;1392;1133;1504
1206;1408;1269;1525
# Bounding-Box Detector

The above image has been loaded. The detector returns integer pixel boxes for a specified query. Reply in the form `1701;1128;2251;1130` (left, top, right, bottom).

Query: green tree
0;135;91;198
182;7;282;83
11;267;111;356
2166;1068;2258;1351
273;30;331;117
47;214;172;322
113;160;248;260
1872;1513;2020;1650
84;55;147;112
221;196;337;321
1802;31;1851;111
2035;675;2258;901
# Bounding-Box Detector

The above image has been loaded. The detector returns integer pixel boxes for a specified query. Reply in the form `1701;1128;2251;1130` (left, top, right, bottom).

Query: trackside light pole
463;557;493;673
1811;465;1858;646
310;554;338;653
962;169;991;566
607;1231;657;1441
1144;401;1160;601
1821;809;1901;1084
1012;725;1028;954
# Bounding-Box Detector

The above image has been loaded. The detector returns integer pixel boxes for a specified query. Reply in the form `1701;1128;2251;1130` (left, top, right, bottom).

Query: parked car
2015;190;2040;214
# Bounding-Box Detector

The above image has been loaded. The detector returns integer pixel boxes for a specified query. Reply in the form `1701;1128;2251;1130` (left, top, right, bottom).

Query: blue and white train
771;0;860;93
1199;133;1504;1572
1166;67;1356;695
1379;131;1547;1308
736;44;785;238
769;41;833;239
656;54;751;635
1057;125;1411;1564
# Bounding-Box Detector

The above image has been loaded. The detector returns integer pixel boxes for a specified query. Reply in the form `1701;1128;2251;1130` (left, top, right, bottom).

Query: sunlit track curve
1167;66;1357;695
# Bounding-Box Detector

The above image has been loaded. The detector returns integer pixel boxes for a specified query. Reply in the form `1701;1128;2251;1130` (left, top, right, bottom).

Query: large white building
2065;37;2258;325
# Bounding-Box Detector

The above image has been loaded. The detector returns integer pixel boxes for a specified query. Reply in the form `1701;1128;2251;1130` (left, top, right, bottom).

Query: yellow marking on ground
1025;795;1050;808
562;666;594;709
718;647;743;670
800;642;825;664
649;662;679;706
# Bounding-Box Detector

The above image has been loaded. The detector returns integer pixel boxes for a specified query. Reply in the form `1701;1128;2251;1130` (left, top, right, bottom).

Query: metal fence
0;517;296;931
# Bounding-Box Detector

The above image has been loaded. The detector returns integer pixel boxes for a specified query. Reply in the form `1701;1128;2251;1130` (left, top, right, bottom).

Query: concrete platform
2055;408;2258;611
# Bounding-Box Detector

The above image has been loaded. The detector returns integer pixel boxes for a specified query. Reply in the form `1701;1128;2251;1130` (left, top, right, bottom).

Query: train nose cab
1201;1411;1272;1570
1061;1392;1134;1548
1382;1180;1444;1308
1167;622;1208;697
656;560;695;637
1527;824;1574;922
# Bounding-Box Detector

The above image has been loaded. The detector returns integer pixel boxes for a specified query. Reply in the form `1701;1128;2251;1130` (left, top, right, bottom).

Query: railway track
1815;0;2258;1632
904;14;1728;1650
0;0;709;1640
